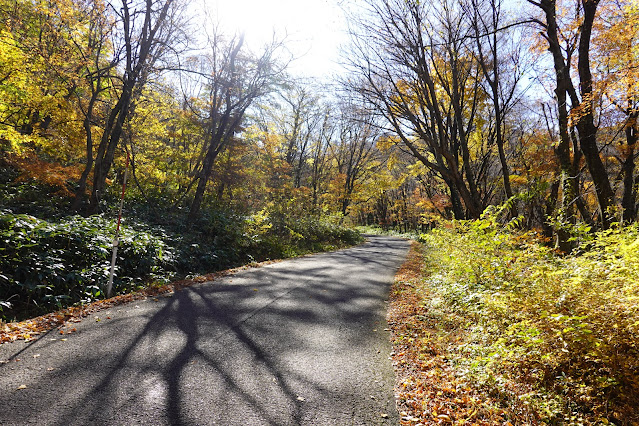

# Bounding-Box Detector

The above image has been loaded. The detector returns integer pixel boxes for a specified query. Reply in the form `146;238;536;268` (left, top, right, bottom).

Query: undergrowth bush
0;211;170;320
355;224;420;240
417;218;639;424
0;205;362;322
242;209;362;260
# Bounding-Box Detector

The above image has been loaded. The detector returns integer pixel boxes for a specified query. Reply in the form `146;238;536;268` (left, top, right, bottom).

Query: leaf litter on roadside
388;242;516;425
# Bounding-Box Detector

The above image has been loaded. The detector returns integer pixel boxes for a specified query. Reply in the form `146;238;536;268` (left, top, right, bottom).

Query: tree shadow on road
1;237;409;425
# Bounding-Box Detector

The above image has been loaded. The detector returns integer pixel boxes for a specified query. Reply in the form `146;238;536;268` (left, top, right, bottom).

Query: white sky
201;0;349;79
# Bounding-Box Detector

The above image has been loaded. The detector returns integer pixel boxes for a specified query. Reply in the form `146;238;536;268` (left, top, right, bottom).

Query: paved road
0;236;409;425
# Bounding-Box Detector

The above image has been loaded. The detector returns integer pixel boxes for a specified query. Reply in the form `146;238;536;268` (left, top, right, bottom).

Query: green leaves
0;211;169;320
0;204;361;321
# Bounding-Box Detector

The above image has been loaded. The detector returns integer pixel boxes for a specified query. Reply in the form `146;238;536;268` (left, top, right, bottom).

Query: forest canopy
1;0;637;234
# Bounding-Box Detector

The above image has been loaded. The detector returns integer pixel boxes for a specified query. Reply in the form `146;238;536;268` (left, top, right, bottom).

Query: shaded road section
0;236;409;425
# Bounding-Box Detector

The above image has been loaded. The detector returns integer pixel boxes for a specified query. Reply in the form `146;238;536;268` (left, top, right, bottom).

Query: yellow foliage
416;221;639;422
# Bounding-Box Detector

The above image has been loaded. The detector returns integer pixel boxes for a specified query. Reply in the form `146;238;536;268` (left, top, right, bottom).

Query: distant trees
330;104;381;216
275;84;321;189
344;0;522;220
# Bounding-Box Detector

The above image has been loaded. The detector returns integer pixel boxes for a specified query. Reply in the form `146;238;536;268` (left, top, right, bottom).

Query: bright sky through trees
203;0;347;78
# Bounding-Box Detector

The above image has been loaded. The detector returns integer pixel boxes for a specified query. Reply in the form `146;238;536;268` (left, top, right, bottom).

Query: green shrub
416;220;639;423
0;211;171;320
0;201;363;321
241;209;362;260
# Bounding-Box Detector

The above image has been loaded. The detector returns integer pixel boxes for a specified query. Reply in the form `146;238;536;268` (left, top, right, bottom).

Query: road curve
0;236;410;425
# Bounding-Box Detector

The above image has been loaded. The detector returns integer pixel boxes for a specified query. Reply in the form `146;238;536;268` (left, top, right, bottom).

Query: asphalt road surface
0;236;410;425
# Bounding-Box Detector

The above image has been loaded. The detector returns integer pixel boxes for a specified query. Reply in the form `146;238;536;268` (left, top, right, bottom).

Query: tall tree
465;0;527;208
344;0;491;219
527;0;615;228
308;105;335;213
592;0;639;222
330;104;380;217
71;0;118;211
186;29;287;221
83;0;185;213
271;82;321;188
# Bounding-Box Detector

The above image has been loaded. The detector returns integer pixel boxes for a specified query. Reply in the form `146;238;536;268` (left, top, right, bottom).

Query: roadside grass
389;220;639;425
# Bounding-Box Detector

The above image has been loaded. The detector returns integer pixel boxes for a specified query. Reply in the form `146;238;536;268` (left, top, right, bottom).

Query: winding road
0;236;409;425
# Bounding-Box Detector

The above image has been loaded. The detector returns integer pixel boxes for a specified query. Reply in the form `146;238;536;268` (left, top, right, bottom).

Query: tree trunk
88;86;132;213
535;0;581;247
622;112;638;222
188;146;218;223
86;0;174;214
72;94;98;212
576;0;614;228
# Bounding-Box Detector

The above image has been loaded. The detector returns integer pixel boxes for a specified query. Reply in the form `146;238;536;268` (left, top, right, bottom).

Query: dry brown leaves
388;241;518;426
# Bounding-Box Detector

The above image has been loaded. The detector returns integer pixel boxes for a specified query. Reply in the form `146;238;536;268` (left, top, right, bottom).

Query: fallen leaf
17;385;27;390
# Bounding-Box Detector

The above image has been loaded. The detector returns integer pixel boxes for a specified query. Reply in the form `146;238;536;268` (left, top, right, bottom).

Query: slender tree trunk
490;29;514;204
88;86;132;213
575;0;614;228
72;94;98;212
534;0;581;248
188;144;218;222
622;112;638;222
